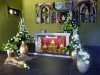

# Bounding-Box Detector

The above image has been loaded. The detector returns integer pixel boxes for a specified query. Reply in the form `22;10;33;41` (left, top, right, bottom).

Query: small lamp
8;7;21;16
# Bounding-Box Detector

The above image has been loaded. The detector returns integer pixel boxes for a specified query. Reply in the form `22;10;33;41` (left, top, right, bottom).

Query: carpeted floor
0;54;82;75
0;46;99;75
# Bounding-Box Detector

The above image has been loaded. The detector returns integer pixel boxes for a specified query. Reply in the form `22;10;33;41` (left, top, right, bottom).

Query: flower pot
7;50;14;57
19;41;28;55
76;59;90;73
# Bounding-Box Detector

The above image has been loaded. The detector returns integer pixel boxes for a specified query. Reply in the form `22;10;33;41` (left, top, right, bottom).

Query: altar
34;33;70;55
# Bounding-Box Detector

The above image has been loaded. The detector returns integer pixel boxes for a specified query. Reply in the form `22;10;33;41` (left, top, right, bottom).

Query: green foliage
17;18;34;43
64;47;68;53
0;44;3;51
2;42;17;51
63;20;73;33
1;18;34;52
64;43;73;53
17;61;30;70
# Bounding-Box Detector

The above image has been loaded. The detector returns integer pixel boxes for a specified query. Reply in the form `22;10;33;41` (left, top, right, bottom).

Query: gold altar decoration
60;43;64;50
19;41;28;55
41;37;66;54
42;44;48;52
59;43;64;54
48;39;57;53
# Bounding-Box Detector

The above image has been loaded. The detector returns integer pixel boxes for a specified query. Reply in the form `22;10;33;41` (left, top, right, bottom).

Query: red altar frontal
34;33;70;54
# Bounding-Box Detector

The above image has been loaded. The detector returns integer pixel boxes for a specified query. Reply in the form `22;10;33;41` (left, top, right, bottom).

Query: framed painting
74;0;97;23
35;3;53;24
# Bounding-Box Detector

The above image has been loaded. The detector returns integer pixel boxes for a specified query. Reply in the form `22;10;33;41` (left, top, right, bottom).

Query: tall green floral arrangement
63;12;73;33
63;20;73;33
63;12;73;53
63;12;80;54
2;15;31;70
2;42;17;51
2;17;34;51
14;18;34;43
63;12;90;70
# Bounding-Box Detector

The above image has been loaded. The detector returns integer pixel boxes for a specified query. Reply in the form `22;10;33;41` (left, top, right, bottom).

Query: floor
0;54;82;75
0;46;99;75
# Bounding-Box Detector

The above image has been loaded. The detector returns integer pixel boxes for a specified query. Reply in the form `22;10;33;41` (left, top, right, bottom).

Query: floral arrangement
2;42;17;51
2;18;34;51
63;19;73;33
63;12;90;60
17;18;34;43
6;17;34;45
16;61;30;70
2;17;32;70
78;50;90;64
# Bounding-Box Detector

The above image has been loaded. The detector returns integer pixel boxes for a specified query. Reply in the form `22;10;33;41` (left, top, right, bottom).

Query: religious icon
78;0;97;23
36;3;52;24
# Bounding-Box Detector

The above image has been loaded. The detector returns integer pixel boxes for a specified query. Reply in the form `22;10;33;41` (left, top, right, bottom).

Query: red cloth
41;36;67;49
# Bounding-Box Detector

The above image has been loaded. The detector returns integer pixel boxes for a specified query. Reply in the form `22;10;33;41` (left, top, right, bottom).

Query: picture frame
35;3;52;24
76;0;97;23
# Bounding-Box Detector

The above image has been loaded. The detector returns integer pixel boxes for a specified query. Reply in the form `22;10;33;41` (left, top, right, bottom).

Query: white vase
7;50;13;57
19;41;28;55
76;60;90;73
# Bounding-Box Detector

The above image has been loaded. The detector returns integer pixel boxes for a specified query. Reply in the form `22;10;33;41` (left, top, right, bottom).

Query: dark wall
22;0;100;46
0;0;22;49
0;0;100;47
22;0;65;34
80;0;100;46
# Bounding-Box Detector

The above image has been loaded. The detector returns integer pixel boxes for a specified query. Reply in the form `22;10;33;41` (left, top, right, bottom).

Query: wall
22;0;65;34
0;0;22;49
22;0;100;46
0;0;100;47
80;0;100;46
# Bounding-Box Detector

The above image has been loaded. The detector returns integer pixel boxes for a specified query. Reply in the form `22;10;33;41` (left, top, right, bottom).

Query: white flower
11;38;13;41
9;48;12;50
5;46;8;49
13;36;16;39
16;33;20;36
17;61;30;69
84;60;90;64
